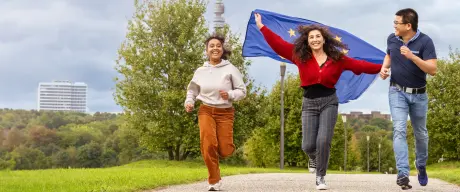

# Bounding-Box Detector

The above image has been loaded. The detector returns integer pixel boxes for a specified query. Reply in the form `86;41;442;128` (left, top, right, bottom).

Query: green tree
101;149;119;167
347;134;361;171
115;0;262;161
0;128;5;149
10;145;50;170
104;135;121;154
36;112;68;129
329;115;354;170
27;126;59;148
283;74;306;167
0;157;15;170
117;125;148;164
77;142;103;168
3;128;25;151
407;121;416;168
243;117;279;167
0;109;126;169
361;125;380;132
37;143;61;157
349;118;365;132
52;148;74;168
369;118;392;131
114;0;209;161
357;132;395;173
427;49;460;162
244;73;307;167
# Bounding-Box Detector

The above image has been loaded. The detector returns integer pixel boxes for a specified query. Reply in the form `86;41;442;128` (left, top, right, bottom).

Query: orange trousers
198;104;235;184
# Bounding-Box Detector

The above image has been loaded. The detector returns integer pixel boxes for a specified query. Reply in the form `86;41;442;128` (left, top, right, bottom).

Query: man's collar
396;29;420;45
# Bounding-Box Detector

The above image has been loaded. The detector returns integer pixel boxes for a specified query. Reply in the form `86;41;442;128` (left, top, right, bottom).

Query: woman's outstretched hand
255;13;264;29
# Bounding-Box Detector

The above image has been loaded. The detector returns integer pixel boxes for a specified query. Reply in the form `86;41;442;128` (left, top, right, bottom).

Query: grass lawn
413;161;460;186
0;160;458;192
0;160;311;192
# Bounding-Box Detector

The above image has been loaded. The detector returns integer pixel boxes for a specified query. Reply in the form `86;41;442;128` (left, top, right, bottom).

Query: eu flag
242;9;385;104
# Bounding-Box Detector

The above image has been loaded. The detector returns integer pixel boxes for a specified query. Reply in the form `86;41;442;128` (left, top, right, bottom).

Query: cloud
0;0;132;112
1;0;458;114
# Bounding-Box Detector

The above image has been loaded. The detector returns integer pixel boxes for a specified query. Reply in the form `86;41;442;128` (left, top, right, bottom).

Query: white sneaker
308;158;316;173
316;176;328;190
208;181;221;191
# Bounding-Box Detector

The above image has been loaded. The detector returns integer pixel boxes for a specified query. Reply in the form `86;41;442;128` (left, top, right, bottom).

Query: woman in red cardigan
255;13;382;190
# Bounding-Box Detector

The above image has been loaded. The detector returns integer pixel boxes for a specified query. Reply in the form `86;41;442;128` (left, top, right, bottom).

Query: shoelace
309;158;316;168
316;176;325;184
397;174;409;184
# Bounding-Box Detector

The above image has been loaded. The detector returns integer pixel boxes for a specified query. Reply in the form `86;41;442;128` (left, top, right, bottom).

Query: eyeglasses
393;21;408;25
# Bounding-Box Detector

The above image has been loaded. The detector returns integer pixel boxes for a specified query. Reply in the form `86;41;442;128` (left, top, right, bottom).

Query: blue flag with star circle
242;9;385;104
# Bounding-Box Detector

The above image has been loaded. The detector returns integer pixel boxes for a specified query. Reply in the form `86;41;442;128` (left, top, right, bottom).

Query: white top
184;60;246;108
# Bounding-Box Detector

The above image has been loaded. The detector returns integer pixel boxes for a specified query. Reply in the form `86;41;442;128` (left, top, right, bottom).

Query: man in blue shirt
380;8;437;190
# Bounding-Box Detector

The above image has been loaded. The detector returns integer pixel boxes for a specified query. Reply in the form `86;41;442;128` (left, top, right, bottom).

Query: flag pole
280;62;286;169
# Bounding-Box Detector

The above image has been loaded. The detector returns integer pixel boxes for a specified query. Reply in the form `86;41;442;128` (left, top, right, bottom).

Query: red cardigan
260;26;381;88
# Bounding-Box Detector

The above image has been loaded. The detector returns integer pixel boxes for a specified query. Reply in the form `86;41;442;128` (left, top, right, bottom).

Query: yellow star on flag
288;28;296;37
342;49;349;54
334;35;342;42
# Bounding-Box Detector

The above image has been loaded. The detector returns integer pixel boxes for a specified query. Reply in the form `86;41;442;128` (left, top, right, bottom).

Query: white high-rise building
37;80;88;113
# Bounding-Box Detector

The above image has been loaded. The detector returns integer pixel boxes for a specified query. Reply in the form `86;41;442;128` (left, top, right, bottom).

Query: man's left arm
409;56;437;76
401;38;437;76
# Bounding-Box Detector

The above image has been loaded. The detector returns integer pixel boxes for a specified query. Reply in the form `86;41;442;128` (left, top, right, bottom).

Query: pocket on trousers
389;86;399;93
416;93;428;101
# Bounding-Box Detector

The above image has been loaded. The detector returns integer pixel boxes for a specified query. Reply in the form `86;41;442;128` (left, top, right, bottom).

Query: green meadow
1;160;458;192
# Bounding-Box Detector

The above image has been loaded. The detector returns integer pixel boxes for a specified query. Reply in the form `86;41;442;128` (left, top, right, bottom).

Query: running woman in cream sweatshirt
184;34;246;191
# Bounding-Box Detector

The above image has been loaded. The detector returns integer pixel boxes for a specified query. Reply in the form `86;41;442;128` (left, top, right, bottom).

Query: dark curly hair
293;24;348;62
204;33;232;60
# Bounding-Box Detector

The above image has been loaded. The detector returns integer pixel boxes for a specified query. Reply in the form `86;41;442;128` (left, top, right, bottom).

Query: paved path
150;173;460;192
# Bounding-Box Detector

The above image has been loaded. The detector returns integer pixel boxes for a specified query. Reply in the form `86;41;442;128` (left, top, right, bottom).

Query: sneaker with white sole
208;181;221;191
396;172;412;190
308;158;316;173
414;160;428;186
316;176;327;190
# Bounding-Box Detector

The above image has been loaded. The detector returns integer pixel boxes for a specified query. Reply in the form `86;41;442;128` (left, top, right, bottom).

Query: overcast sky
0;0;459;114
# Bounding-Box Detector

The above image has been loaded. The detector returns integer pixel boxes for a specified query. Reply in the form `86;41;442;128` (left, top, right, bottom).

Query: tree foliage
114;0;209;161
427;48;460;161
115;0;265;162
0;110;135;170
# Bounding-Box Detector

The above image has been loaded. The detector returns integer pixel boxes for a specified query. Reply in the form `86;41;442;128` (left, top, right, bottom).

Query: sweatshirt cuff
227;90;235;100
184;100;194;107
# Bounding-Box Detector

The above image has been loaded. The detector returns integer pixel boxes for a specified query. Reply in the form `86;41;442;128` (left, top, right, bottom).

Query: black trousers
301;94;338;176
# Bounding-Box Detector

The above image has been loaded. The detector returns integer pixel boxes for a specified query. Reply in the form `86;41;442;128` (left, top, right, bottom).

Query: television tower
213;0;225;30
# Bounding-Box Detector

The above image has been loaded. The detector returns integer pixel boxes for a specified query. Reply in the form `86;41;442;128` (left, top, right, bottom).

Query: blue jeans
389;85;429;175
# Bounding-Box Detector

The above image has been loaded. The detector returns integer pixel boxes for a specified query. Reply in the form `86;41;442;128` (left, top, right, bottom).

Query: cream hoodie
184;60;246;108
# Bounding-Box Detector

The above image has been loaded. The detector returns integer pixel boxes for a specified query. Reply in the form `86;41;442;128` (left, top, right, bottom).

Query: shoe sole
400;184;412;190
208;182;221;191
316;184;327;190
397;176;412;190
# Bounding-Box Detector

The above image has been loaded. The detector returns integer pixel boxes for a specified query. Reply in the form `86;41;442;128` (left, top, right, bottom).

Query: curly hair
293;24;348;62
204;33;232;60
